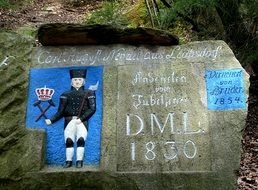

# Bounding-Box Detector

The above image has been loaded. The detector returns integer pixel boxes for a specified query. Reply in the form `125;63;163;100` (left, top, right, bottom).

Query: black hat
69;69;86;79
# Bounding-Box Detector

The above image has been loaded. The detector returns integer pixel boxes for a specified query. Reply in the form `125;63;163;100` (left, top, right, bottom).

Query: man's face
71;78;84;89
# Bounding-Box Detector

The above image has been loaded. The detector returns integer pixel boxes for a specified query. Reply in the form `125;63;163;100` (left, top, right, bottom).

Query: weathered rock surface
0;28;249;190
37;23;179;46
0;32;45;183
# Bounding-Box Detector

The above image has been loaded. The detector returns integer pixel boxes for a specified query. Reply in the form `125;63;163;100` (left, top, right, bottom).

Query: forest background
0;0;258;189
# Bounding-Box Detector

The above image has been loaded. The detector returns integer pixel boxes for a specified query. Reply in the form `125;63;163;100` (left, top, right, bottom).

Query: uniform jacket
50;86;96;130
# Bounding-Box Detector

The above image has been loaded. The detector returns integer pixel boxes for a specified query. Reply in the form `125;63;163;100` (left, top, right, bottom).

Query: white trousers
64;118;87;161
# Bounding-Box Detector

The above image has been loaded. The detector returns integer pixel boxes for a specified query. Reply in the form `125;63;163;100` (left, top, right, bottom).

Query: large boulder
0;25;249;190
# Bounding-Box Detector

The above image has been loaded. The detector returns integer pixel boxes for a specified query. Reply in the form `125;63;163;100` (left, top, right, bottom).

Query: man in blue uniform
45;69;96;168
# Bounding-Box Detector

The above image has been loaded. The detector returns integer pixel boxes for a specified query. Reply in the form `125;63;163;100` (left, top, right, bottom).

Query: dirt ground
237;78;258;189
1;0;258;189
0;0;101;29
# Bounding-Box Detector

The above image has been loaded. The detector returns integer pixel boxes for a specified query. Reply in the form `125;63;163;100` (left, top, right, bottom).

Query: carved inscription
131;72;188;109
117;65;210;172
127;112;204;162
0;56;15;68
36;46;222;66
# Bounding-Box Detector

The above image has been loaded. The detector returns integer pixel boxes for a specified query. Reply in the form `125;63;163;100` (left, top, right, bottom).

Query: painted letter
183;112;201;134
126;114;144;136
151;113;174;135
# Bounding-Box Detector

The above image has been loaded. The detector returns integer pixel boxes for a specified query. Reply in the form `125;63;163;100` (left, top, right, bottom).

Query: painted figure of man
45;69;96;168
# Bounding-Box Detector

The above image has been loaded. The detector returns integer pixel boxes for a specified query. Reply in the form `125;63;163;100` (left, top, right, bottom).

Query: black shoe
63;161;72;168
76;160;83;168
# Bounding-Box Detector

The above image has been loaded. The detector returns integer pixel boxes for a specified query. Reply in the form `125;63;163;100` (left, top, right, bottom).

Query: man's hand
76;118;82;124
45;119;52;125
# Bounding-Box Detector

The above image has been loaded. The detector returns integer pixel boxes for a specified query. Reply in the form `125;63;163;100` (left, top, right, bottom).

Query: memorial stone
0;24;249;190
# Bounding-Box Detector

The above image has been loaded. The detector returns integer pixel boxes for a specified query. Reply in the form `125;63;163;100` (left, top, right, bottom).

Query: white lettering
164;141;178;160
0;56;15;67
36;46;222;65
183;112;202;134
132;94;188;109
145;141;156;160
151;113;174;135
183;140;197;159
131;142;136;161
126;114;144;136
132;72;187;85
37;51;49;64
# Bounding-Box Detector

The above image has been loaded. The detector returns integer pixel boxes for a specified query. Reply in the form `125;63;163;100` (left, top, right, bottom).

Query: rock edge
38;23;179;46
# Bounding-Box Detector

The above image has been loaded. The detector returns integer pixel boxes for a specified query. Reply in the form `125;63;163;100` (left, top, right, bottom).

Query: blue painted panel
26;66;103;166
205;69;246;110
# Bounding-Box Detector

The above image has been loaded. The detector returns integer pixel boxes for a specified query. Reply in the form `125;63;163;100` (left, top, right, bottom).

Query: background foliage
83;0;257;70
0;0;33;9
